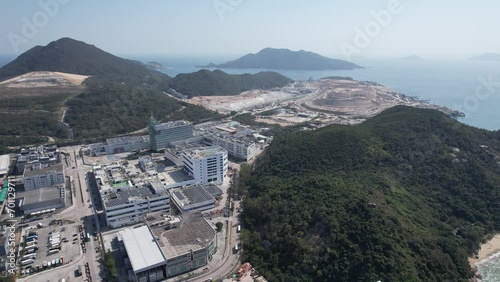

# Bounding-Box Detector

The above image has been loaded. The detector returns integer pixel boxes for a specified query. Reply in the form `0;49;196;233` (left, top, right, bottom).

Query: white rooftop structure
0;154;10;177
120;226;166;273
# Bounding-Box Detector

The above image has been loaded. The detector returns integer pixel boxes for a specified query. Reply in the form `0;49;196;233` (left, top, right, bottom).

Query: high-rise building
182;146;228;185
149;117;193;151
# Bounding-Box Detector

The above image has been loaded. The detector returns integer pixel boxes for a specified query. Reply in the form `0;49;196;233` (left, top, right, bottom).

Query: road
185;200;243;282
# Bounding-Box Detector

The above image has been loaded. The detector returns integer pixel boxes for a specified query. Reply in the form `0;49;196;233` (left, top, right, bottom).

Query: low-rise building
87;135;150;156
16;185;65;215
101;181;170;228
119;217;217;281
23;162;64;190
170;184;222;214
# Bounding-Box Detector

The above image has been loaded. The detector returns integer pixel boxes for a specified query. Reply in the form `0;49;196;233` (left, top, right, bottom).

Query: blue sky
1;0;499;59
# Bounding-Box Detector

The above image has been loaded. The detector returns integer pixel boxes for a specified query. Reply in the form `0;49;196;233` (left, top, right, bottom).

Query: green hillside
0;38;220;144
240;106;500;281
168;69;293;97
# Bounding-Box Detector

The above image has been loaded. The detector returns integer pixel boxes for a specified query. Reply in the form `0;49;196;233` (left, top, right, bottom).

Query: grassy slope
241;106;500;282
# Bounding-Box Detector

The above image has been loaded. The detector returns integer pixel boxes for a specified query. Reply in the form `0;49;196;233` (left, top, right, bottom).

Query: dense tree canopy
240;106;500;282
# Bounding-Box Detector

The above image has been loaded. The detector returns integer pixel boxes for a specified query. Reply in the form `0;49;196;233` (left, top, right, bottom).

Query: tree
216;222;223;232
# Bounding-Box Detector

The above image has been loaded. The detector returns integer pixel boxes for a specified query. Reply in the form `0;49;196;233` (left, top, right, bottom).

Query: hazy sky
1;0;499;59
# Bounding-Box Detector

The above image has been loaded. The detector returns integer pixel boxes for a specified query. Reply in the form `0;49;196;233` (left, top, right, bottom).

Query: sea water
131;55;500;131
477;252;500;282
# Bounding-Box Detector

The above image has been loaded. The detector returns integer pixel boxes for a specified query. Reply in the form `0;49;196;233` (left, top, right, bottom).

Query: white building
204;134;257;161
182;146;227;185
87;135;150;156
23;163;64;190
100;178;171;228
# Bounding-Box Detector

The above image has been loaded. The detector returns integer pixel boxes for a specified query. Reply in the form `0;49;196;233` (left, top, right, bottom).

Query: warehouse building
16;186;65;215
87;135;150;156
119;217;217;281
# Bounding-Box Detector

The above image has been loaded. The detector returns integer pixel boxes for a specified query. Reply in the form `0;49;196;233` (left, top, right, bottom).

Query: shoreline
470;234;500;273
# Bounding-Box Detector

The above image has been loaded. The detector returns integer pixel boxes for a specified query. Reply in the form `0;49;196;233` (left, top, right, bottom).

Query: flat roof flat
0;154;10;175
159;169;194;185
120;226;166;273
157;218;215;259
17;186;61;205
23;162;63;177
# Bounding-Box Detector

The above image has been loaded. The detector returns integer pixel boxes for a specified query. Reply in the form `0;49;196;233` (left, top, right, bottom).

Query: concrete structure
16;145;60;173
87;135;150;156
119;217;217;280
101;181;171;228
120;226;166;282
0;154;10;178
16;186;65;215
23;162;64;190
157;217;217;278
171;184;222;214
204;134;257;161
182;146;228;185
149;118;193;151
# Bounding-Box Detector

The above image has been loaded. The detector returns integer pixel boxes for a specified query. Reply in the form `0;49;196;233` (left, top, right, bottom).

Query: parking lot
19;221;81;277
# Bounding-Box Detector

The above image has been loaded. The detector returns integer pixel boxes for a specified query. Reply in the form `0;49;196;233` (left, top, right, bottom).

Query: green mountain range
169;69;293;97
0;38;296;150
205;48;362;70
240;106;500;282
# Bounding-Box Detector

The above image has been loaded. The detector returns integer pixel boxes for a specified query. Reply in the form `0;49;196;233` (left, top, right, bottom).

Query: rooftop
120;226;166;273
23;162;63;177
157;218;215;259
158;169;194;186
172;184;214;207
153;120;191;131
0;154;10;175
106;135;149;146
102;185;168;208
17;186;62;206
183;145;227;159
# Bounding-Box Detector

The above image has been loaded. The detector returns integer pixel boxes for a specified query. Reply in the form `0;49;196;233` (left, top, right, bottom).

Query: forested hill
240;106;500;282
0;37;166;83
168;69;293;97
0;38;221;140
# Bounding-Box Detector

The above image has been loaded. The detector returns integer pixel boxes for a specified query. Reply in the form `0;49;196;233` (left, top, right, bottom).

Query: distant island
201;48;363;70
469;53;500;62
146;61;165;70
401;55;422;60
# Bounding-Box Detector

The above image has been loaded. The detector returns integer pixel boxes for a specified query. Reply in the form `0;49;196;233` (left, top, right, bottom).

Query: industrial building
87;135;150;156
149;118;193;151
120;226;167;282
171;184;223;214
119;217;217;281
16;186;65;215
101;180;171;228
23;162;64;190
182;146;228;185
16;145;60;173
204;133;257;161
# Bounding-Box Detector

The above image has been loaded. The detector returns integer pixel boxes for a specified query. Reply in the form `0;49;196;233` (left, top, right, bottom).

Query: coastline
470;234;500;277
